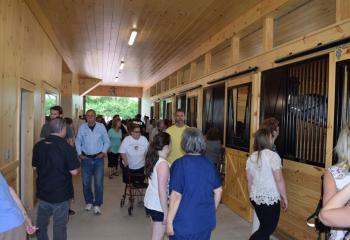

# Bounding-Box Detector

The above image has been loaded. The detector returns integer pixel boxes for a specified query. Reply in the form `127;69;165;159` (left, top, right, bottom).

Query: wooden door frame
222;73;260;222
19;78;35;208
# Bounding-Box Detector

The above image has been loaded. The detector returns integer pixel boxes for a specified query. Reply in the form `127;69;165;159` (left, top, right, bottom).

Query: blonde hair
335;125;350;169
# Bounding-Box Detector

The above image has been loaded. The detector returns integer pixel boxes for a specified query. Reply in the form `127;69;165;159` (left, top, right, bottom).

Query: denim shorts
145;207;164;222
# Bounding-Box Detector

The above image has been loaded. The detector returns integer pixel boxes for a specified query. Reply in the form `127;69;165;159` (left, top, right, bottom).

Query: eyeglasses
133;131;141;133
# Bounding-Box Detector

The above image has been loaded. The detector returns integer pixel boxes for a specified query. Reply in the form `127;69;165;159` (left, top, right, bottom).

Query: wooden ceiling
34;0;260;87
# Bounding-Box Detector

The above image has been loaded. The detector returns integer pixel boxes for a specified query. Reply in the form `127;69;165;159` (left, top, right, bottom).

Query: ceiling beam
79;77;102;96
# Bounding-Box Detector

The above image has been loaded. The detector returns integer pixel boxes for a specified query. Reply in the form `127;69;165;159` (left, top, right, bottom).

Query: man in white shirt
119;124;149;183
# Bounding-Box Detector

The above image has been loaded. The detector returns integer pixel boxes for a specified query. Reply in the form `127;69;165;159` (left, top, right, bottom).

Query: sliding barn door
223;82;252;221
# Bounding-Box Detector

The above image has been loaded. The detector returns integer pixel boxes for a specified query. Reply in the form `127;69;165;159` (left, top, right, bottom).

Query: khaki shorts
0;224;26;240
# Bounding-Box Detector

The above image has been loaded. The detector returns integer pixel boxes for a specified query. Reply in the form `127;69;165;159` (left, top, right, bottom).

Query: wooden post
204;53;211;75
263;15;274;51
231;36;240;64
250;72;261;152
190;62;197;82
336;0;350;22
325;52;336;168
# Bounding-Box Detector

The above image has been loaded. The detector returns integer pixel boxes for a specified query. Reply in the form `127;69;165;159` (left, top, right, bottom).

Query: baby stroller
120;165;148;216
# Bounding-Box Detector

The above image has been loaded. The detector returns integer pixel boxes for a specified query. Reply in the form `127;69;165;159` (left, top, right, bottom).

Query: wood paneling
79;77;101;96
337;0;350;21
211;40;232;73
0;0;70;208
274;0;336;47
86;86;143;98
276;160;323;239
30;0;261;86
195;56;205;80
169;73;178;89
223;148;252;221
239;27;263;60
145;0;293;87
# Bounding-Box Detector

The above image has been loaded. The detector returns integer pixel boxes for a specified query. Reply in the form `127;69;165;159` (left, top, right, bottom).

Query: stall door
223;83;252;221
202;84;225;135
166;102;172;121
186;96;198;127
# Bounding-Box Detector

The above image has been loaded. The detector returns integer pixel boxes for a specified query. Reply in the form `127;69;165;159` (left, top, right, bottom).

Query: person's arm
246;169;252;195
157;162;170;224
272;169;288;210
166;191;182;236
323;171;337;205
320;183;350;227
9;187;36;232
121;153;128;167
75;126;85;160
214;187;223;208
70;169;79;176
101;126;110;156
66;127;75;147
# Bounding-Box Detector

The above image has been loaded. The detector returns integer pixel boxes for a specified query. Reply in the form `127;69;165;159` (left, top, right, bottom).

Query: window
226;84;251;151
85;96;139;120
176;95;186;113
44;93;58;116
166;102;172;121
334;60;350;164
261;55;328;166
186;96;198;127
202;84;225;138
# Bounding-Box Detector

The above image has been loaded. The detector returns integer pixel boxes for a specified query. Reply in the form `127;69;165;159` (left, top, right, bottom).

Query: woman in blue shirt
107;117;123;178
166;128;223;240
0;172;36;239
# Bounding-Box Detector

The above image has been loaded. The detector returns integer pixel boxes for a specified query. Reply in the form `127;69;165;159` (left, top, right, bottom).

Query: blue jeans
81;157;104;206
36;200;69;240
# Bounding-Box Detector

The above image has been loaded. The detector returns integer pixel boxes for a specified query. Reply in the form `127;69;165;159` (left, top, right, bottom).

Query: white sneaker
93;206;101;215
85;204;93;211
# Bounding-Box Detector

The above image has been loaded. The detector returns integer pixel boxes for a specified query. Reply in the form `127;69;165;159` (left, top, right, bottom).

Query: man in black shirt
32;118;80;240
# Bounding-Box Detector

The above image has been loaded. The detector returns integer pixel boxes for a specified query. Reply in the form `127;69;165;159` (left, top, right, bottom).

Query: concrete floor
29;167;253;240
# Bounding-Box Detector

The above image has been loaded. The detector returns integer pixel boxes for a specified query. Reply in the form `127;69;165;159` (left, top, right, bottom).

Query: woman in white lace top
246;128;288;240
322;125;350;240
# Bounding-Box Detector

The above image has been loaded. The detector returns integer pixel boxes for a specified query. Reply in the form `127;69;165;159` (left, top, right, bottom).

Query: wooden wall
0;0;81;208
146;0;350;239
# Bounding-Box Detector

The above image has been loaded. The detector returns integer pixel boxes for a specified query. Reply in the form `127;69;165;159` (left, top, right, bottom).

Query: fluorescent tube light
128;30;138;46
119;61;125;70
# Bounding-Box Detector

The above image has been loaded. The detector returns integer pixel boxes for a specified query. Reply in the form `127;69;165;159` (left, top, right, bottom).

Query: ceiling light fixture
128;29;138;46
119;61;125;70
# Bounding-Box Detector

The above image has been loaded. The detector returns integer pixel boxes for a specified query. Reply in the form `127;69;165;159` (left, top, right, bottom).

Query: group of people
0;106;225;240
11;105;350;240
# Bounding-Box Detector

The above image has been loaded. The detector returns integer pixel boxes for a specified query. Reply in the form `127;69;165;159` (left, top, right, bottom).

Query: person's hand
24;216;37;234
97;153;105;159
162;213;167;225
166;222;174;236
281;196;288;211
78;155;87;161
